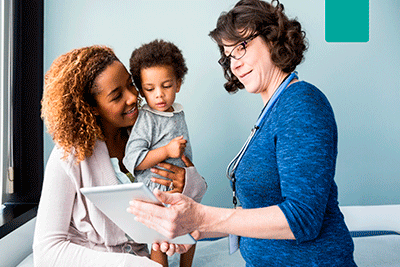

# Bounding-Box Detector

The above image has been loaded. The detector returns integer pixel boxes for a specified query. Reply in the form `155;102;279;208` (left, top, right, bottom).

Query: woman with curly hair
128;0;357;266
34;45;207;266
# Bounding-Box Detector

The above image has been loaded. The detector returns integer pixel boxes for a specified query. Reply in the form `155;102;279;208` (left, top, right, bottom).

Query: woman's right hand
128;189;202;239
150;154;194;193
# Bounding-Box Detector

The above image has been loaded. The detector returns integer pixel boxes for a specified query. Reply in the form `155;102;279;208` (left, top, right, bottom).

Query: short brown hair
129;39;188;91
41;45;119;162
209;0;308;93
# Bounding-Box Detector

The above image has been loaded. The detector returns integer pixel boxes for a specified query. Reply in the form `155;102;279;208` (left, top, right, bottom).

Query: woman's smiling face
93;61;139;131
224;36;279;96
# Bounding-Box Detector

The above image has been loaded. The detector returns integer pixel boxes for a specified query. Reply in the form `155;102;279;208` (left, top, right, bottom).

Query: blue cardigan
234;81;356;266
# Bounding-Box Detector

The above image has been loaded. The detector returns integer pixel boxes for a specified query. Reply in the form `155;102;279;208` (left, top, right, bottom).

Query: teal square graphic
325;0;369;42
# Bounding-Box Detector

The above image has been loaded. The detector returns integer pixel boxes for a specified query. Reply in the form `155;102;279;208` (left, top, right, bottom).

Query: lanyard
226;72;298;208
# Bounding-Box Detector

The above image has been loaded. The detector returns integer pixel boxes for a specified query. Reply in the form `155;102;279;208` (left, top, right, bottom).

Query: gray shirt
123;103;192;191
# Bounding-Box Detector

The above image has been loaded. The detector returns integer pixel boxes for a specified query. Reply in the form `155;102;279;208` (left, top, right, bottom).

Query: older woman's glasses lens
218;42;246;68
218;36;256;68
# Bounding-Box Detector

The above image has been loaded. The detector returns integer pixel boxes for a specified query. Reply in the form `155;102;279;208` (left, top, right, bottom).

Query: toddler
123;39;196;267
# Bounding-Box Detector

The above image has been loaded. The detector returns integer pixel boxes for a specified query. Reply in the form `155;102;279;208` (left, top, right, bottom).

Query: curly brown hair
129;39;188;92
42;45;120;163
209;0;308;93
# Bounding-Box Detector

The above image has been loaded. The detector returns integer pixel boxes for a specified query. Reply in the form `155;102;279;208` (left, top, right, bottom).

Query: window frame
0;0;43;239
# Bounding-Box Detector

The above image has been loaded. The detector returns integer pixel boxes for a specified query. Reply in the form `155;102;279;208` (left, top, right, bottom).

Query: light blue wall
44;0;400;208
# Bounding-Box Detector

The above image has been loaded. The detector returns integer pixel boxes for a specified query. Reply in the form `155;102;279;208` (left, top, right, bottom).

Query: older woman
33;46;207;266
128;0;357;266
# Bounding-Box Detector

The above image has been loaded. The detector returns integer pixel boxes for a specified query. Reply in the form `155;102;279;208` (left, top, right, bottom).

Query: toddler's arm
135;136;187;171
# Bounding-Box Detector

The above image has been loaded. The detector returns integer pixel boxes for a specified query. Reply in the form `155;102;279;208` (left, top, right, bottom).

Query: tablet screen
80;183;196;245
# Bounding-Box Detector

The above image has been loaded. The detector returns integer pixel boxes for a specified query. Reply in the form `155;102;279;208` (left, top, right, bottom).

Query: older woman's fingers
152;243;161;252
153;241;193;256
158;242;182;256
128;207;173;239
127;190;185;239
127;199;174;238
160;242;171;253
166;244;177;256
128;189;199;239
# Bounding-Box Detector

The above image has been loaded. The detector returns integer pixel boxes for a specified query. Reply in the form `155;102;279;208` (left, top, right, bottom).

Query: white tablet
80;183;196;245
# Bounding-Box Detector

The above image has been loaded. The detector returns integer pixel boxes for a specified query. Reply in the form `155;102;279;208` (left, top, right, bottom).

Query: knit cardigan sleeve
275;83;338;243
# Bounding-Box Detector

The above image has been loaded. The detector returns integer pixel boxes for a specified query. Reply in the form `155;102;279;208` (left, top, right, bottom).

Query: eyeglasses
218;35;258;69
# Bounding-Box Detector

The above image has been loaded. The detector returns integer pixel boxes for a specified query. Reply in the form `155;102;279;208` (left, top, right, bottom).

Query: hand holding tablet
80;183;196;245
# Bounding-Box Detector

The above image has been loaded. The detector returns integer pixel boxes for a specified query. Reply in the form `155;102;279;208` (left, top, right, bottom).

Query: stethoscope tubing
226;71;299;182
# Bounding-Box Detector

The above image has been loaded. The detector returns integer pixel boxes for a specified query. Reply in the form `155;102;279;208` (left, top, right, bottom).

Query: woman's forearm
197;204;295;240
129;191;294;242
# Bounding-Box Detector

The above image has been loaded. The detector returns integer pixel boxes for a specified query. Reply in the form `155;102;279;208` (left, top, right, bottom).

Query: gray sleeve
123;111;154;174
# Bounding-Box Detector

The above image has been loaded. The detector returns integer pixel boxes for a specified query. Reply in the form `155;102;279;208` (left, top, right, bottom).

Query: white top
33;140;207;266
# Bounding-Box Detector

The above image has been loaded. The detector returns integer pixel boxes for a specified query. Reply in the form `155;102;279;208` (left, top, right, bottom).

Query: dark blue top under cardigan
234;81;356;266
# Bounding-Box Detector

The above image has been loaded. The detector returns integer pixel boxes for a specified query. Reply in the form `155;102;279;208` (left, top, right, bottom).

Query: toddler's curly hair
42;45;119;163
129;39;188;92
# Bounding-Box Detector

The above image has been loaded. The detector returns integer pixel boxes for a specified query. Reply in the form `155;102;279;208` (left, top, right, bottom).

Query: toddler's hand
166;136;187;158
